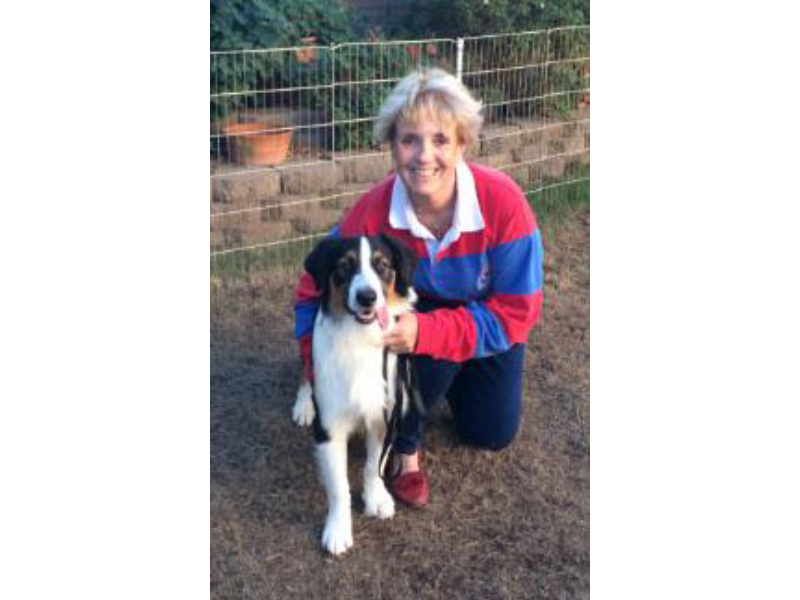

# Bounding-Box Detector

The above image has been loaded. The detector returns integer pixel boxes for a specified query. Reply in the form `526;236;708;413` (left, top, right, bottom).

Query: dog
292;234;418;555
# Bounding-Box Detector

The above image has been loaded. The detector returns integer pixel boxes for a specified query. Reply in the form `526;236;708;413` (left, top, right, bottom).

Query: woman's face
391;113;464;207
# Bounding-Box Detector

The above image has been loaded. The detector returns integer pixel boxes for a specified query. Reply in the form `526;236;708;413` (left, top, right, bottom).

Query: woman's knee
459;423;519;451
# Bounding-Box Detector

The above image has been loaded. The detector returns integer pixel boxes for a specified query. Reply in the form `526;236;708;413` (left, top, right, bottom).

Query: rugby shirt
294;162;543;375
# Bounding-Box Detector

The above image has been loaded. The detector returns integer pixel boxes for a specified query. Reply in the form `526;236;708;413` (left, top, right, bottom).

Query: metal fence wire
210;27;589;276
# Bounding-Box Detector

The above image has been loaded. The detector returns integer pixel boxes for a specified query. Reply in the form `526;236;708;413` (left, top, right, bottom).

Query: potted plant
222;116;294;166
295;36;318;64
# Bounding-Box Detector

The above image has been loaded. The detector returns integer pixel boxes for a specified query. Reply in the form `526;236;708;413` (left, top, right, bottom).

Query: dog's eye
336;258;352;274
373;259;390;276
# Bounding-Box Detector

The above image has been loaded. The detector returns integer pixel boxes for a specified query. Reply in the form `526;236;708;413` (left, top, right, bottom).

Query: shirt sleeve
294;271;321;381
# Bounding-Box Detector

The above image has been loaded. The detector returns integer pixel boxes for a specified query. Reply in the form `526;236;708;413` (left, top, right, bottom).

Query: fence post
456;37;464;81
544;28;551;120
330;44;336;162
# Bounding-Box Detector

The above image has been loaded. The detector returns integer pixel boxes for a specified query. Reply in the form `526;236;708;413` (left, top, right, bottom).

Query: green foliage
210;0;354;127
210;0;590;153
210;0;353;51
448;3;589;121
330;42;450;151
395;0;588;38
393;0;589;121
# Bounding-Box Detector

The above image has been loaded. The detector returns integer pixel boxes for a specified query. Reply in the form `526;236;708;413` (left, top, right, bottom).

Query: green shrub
210;0;354;126
395;0;588;38
330;42;452;152
458;29;588;122
211;0;353;51
210;0;589;155
395;0;589;121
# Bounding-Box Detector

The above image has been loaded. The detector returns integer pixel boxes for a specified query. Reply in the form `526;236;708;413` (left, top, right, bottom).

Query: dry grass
211;207;589;599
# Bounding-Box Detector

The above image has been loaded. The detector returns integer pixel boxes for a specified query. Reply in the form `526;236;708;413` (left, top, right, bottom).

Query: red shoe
387;452;429;509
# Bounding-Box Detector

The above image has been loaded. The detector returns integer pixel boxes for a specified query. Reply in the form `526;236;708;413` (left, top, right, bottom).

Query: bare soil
211;208;589;600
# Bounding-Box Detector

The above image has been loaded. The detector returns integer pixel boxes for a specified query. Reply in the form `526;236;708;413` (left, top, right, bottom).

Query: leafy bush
210;0;354;126
395;0;588;38
395;0;590;120
210;0;590;155
211;0;354;51
330;42;449;151
211;2;455;153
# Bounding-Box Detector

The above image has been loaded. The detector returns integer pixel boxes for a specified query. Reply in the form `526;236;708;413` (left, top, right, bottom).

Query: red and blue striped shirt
295;163;543;373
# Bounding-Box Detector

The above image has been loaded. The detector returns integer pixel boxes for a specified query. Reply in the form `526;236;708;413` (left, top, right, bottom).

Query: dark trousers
393;302;525;454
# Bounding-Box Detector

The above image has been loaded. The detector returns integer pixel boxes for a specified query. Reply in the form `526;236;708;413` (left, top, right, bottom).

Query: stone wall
210;109;589;253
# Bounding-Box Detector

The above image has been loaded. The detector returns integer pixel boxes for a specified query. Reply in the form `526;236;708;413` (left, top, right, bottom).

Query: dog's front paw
321;513;353;555
292;381;315;426
363;482;395;519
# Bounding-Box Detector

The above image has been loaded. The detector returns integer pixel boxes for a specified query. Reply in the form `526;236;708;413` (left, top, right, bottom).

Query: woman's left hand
383;312;418;354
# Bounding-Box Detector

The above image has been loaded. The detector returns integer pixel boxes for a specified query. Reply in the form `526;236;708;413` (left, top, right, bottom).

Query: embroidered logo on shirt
477;259;491;294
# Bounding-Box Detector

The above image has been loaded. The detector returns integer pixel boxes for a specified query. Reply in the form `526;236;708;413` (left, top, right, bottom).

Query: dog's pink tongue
377;305;389;330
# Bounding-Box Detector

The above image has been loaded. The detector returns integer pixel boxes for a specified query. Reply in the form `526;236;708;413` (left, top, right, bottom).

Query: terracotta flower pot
406;45;421;60
223;122;293;166
295;37;318;64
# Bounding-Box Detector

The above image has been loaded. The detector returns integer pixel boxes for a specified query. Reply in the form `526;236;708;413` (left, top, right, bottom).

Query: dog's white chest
312;316;388;423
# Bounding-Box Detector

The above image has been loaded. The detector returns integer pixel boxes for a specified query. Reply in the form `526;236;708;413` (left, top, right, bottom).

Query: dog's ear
304;238;342;294
379;234;417;296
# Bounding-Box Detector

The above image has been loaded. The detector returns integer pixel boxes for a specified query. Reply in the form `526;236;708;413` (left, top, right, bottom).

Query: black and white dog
292;235;418;555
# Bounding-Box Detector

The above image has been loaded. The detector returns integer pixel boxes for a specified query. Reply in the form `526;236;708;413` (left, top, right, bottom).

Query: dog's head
304;235;418;327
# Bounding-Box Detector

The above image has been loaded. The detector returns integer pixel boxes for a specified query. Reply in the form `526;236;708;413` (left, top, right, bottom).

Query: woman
295;67;544;508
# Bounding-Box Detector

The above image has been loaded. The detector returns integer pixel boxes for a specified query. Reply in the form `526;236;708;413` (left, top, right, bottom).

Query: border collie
292;235;418;555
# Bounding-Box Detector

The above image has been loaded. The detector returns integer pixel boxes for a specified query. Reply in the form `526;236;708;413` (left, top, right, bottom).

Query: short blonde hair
374;68;483;147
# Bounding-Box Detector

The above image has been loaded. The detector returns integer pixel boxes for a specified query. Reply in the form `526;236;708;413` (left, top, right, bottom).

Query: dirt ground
210;207;589;600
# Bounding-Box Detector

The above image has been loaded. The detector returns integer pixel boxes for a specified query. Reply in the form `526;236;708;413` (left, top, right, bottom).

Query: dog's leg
292;380;315;426
362;418;395;519
316;429;353;555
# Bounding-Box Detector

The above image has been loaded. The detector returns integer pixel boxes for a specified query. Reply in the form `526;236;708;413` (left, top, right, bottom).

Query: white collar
388;161;484;241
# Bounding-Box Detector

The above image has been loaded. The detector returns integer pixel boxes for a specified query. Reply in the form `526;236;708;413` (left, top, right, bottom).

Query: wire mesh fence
210;26;589;279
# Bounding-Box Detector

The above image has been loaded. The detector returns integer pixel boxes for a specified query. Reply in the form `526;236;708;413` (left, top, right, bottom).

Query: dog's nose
355;288;377;308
